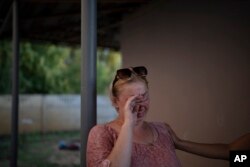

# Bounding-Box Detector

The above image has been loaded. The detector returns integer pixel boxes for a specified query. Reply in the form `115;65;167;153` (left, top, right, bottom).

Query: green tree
97;48;121;94
19;42;80;94
0;41;12;94
0;41;121;94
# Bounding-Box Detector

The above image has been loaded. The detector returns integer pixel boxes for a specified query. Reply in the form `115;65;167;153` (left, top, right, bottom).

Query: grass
0;131;80;167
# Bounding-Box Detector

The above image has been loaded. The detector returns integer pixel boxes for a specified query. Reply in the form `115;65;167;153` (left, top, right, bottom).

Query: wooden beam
21;22;80;35
99;7;133;15
98;21;121;34
22;13;80;22
0;1;13;37
97;37;120;50
23;0;80;3
99;0;149;4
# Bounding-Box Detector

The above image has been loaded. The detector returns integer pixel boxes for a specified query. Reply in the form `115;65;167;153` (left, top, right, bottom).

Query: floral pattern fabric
87;122;182;167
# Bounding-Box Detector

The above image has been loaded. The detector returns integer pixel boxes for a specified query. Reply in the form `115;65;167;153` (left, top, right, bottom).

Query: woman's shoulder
89;124;108;132
148;121;173;136
88;123;118;140
148;121;169;130
148;121;175;145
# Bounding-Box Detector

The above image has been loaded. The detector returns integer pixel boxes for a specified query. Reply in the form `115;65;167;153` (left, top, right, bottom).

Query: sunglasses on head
112;66;148;87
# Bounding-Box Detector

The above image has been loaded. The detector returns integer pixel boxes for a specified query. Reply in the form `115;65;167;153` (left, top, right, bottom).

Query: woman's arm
166;124;250;160
105;121;133;167
175;139;229;160
229;133;250;151
105;96;138;167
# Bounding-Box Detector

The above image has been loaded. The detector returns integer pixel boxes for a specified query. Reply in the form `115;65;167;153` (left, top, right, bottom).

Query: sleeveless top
87;122;182;167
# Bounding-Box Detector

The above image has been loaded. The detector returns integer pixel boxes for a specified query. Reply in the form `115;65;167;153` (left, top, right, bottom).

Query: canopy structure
0;0;152;50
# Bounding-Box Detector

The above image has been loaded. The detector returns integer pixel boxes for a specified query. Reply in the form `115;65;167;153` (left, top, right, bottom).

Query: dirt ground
49;145;80;166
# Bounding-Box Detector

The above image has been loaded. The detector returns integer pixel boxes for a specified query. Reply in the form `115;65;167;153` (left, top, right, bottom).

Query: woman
87;66;250;167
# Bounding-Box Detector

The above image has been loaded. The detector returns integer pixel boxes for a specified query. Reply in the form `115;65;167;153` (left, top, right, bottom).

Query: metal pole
11;0;19;167
81;0;97;167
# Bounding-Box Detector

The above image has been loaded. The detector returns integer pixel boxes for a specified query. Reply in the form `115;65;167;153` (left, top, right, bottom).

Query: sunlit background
0;41;121;167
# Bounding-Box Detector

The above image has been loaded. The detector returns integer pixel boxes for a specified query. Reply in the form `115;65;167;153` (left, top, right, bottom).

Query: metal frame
9;0;97;166
11;0;19;167
81;0;97;167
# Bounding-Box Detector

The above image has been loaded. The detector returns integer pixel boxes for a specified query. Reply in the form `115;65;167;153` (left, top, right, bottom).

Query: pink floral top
87;122;182;167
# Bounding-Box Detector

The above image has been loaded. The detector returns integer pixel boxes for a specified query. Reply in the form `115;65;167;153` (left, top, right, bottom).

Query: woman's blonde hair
109;73;148;109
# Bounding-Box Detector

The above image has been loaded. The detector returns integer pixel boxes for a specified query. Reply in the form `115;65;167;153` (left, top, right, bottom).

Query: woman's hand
123;95;139;126
165;123;182;148
165;123;230;160
105;95;139;167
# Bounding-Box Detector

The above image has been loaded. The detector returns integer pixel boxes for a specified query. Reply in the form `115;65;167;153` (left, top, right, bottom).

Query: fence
0;95;117;135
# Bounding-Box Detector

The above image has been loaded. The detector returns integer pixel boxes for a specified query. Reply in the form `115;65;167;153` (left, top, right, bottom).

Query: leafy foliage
97;48;121;94
0;41;12;94
0;41;121;94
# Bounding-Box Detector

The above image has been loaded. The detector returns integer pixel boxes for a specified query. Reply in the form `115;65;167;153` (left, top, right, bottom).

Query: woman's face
115;81;150;123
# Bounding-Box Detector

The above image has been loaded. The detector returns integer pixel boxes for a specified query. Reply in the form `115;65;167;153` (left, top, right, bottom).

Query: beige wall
121;0;250;167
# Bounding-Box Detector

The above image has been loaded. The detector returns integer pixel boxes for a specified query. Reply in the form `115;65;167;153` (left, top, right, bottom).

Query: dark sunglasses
112;66;148;87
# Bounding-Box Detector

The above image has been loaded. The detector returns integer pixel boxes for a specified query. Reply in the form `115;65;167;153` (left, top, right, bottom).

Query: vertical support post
11;0;19;167
80;0;97;167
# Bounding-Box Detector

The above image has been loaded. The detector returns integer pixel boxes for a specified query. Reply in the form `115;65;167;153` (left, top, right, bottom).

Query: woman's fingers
123;95;139;125
133;105;140;113
126;95;137;111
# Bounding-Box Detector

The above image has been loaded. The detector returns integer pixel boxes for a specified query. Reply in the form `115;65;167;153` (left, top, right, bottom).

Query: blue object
58;140;67;149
